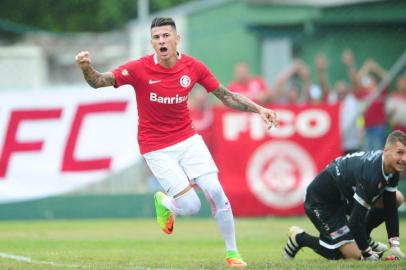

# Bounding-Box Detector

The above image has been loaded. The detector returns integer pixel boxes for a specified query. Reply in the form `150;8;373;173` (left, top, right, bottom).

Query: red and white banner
0;86;139;203
1;88;342;217
205;104;342;216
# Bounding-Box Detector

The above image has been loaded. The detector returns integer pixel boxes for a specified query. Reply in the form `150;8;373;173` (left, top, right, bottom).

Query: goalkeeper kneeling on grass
284;130;406;260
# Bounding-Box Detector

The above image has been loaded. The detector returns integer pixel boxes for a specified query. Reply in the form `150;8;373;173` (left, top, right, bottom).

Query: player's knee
188;192;201;215
339;243;361;260
184;198;201;215
396;191;404;208
205;185;224;201
208;187;231;210
181;192;201;215
174;188;201;216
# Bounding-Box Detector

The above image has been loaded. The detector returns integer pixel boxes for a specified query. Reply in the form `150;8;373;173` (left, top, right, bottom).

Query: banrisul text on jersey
150;92;188;104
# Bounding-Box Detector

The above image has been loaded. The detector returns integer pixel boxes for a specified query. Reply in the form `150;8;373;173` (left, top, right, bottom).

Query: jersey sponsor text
150;92;188;104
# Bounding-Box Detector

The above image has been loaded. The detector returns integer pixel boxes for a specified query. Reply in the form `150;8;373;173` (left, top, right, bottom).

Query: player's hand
387;247;405;259
387;237;405;259
315;54;328;71
259;107;278;130
75;51;91;68
361;247;382;260
342;49;354;66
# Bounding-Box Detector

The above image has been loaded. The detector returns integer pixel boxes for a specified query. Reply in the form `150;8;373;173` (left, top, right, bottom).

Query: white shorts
143;134;218;196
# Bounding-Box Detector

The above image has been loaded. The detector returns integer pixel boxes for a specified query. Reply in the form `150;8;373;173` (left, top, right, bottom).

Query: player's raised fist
75;51;91;68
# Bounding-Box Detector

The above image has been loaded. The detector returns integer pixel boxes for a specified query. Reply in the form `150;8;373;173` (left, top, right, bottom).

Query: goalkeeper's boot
154;192;174;234
368;238;388;253
283;226;304;260
226;251;247;268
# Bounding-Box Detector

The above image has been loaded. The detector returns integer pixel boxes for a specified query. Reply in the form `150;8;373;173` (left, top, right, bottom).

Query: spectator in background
342;50;388;151
228;62;272;105
274;60;316;104
386;73;406;133
315;53;361;154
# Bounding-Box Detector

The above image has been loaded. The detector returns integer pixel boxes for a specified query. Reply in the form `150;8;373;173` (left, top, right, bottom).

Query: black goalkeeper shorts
304;169;355;249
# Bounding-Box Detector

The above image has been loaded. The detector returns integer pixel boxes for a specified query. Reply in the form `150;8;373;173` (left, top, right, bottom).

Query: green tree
0;0;192;38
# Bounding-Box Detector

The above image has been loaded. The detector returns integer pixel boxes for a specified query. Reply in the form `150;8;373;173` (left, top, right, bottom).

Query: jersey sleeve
195;60;220;93
353;180;374;209
385;174;399;192
383;190;399;238
111;60;140;88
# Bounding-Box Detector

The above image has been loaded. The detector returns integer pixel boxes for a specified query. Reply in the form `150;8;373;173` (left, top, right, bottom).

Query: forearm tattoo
82;67;115;88
212;85;260;113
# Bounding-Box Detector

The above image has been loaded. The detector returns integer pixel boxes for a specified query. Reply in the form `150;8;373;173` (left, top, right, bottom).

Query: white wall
261;38;292;88
0;46;47;91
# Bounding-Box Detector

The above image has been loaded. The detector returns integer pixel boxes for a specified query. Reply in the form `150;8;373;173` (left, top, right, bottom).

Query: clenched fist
75;51;91;68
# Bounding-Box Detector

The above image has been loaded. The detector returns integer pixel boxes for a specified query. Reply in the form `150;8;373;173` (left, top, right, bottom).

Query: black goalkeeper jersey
325;151;399;208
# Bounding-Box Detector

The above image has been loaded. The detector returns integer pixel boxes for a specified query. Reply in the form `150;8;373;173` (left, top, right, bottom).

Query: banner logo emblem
247;140;316;209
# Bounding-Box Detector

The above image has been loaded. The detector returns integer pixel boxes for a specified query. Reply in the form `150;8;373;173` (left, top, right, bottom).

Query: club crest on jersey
179;75;191;88
121;69;129;76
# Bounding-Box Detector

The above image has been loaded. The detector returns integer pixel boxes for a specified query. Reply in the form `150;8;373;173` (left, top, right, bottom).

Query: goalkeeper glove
387;237;405;259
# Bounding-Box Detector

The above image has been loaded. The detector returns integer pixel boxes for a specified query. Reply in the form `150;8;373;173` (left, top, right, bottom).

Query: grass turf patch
0;217;404;269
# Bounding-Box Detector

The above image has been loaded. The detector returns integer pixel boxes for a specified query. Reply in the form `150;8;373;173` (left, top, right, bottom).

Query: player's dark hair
151;17;176;30
386;130;406;146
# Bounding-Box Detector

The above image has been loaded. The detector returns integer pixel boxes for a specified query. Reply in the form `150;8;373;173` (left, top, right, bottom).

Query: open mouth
160;47;168;53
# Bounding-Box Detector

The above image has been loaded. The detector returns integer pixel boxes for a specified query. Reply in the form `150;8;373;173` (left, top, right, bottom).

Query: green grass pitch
0;217;405;269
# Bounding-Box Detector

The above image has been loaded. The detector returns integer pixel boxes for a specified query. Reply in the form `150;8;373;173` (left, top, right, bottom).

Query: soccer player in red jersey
75;17;277;268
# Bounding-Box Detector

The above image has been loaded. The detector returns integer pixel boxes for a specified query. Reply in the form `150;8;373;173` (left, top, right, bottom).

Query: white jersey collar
381;154;392;182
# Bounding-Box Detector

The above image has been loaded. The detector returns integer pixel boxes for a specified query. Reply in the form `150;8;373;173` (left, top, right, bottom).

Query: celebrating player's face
385;141;406;173
151;25;180;63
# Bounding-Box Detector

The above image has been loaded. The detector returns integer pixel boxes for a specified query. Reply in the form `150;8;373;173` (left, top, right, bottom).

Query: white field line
129;266;180;270
0;252;86;268
125;266;180;270
0;252;182;270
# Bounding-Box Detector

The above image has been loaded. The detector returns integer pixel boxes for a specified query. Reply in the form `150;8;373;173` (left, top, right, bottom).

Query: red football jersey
355;87;387;128
228;77;268;102
112;52;220;154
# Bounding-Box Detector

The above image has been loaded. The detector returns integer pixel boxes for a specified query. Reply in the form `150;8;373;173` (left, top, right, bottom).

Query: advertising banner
209;105;342;216
0;86;139;203
1;87;342;217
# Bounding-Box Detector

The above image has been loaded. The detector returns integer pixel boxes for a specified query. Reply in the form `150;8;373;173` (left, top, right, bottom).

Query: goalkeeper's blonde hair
385;130;406;147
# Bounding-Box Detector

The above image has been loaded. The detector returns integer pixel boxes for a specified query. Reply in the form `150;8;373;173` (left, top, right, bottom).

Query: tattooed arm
212;84;278;128
75;51;115;89
212;84;262;112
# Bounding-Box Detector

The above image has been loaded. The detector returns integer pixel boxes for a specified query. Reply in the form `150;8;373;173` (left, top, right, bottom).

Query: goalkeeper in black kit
284;130;406;260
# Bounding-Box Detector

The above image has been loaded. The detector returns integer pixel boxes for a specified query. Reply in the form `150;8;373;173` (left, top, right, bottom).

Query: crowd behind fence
191;49;406;155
